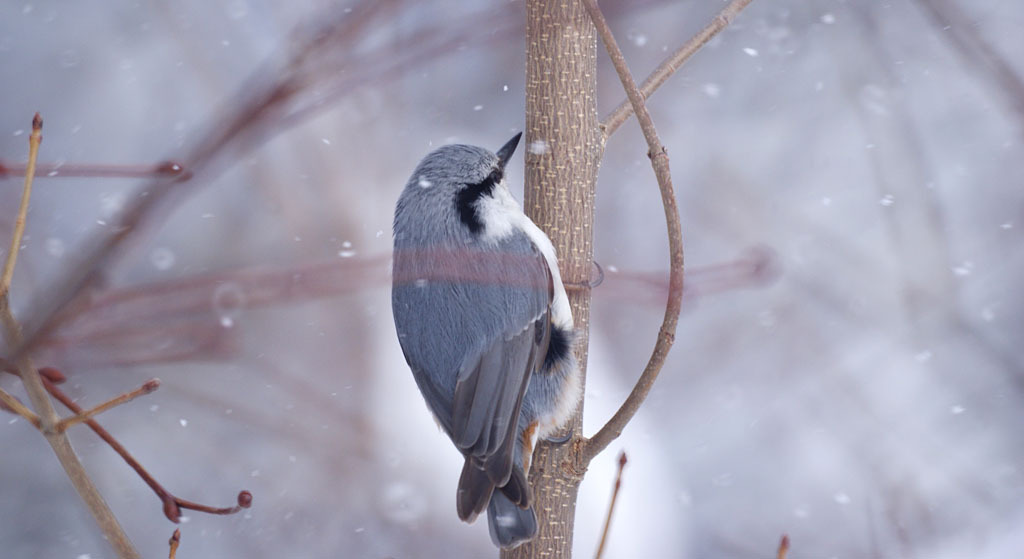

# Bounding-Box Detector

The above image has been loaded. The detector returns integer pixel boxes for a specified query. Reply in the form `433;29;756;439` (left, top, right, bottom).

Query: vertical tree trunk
506;1;603;557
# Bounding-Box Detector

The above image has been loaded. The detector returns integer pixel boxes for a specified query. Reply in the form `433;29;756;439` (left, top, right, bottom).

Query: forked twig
601;0;755;138
0;114;141;558
41;373;252;523
580;0;686;464
593;451;628;559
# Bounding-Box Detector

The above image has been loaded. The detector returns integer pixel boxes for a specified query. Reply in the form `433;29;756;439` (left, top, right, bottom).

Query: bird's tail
457;457;494;523
487;490;537;549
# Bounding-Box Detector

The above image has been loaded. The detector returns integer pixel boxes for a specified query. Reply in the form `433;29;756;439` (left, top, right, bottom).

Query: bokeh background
2;0;1022;557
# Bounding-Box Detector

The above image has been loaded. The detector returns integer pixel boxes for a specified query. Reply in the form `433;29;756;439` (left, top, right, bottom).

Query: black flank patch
544;324;572;371
455;169;503;234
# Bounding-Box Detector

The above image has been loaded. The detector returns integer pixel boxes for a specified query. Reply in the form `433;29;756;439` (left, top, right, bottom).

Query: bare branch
41;373;252;523
6;2;385;365
593;451;628;559
601;0;754;138
911;0;1024;139
0;114;141;559
580;0;685;465
777;534;791;559
0;160;190;180
0;386;41;428
56;379;161;432
1;112;41;296
168;529;181;559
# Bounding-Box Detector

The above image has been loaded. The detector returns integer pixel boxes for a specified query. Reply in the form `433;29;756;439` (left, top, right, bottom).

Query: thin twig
0;386;41;428
0;160;190;180
601;0;755;138
593;451;628;559
168;528;181;559
0;113;41;296
580;0;685;464
56;378;161;432
777;534;790;559
41;375;252;522
0;114;141;558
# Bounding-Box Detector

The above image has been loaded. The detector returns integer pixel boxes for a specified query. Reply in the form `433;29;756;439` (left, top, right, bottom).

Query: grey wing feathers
452;321;536;459
392;231;553;522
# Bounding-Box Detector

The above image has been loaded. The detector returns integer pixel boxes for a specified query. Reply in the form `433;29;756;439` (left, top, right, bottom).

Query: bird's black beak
495;132;522;170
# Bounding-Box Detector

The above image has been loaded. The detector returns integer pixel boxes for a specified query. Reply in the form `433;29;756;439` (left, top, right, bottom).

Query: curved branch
601;0;754;138
580;0;685;465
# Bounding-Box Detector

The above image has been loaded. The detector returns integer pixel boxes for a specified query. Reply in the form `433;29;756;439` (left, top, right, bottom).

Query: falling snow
150;247;175;270
528;139;548;154
45;238;65;258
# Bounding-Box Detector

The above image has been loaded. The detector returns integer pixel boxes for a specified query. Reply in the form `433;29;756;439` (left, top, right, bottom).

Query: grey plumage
392;136;580;549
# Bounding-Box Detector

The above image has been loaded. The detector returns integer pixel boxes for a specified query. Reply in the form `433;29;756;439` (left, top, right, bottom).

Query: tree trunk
505;1;603;557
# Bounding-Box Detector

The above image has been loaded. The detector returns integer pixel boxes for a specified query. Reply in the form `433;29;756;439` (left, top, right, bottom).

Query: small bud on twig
168;528;181;559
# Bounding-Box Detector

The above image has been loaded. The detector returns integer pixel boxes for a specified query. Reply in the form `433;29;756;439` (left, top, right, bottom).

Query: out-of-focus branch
601;0;754;138
7;3;385;365
777;534;790;559
593;451;628;559
912;0;1024;138
580;0;684;465
0;114;141;559
0;160;190;180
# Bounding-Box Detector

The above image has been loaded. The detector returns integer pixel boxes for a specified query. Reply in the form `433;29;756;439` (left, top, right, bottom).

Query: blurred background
1;0;1022;557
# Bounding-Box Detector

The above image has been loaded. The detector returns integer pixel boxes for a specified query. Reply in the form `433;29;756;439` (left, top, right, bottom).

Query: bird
391;132;581;549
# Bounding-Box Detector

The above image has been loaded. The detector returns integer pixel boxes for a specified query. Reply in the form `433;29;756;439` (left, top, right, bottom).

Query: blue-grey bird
391;133;581;549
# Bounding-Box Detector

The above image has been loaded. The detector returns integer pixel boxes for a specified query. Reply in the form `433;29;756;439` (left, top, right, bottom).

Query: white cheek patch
477;184;520;242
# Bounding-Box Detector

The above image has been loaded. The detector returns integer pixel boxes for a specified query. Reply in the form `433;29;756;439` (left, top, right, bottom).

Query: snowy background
1;0;1022;557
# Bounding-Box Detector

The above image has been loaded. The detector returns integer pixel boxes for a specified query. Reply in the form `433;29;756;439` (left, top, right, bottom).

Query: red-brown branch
41;373;252;523
580;0;686;464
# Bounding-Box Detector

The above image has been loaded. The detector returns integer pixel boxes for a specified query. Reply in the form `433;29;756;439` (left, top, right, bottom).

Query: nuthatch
391;133;581;548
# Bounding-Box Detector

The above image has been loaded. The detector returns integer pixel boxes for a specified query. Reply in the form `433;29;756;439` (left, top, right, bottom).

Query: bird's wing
449;235;552;465
392;230;553;508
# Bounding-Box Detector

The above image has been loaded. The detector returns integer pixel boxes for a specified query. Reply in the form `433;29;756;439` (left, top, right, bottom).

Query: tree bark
505;1;603;557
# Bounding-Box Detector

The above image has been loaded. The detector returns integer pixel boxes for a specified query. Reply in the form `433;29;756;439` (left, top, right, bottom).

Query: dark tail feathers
487;490;537;549
457;458;493;522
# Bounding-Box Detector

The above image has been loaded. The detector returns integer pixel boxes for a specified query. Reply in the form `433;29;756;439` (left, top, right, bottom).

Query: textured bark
504;1;603;558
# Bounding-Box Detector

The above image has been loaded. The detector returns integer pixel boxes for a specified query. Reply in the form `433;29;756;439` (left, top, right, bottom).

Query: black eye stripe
455;169;504;234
